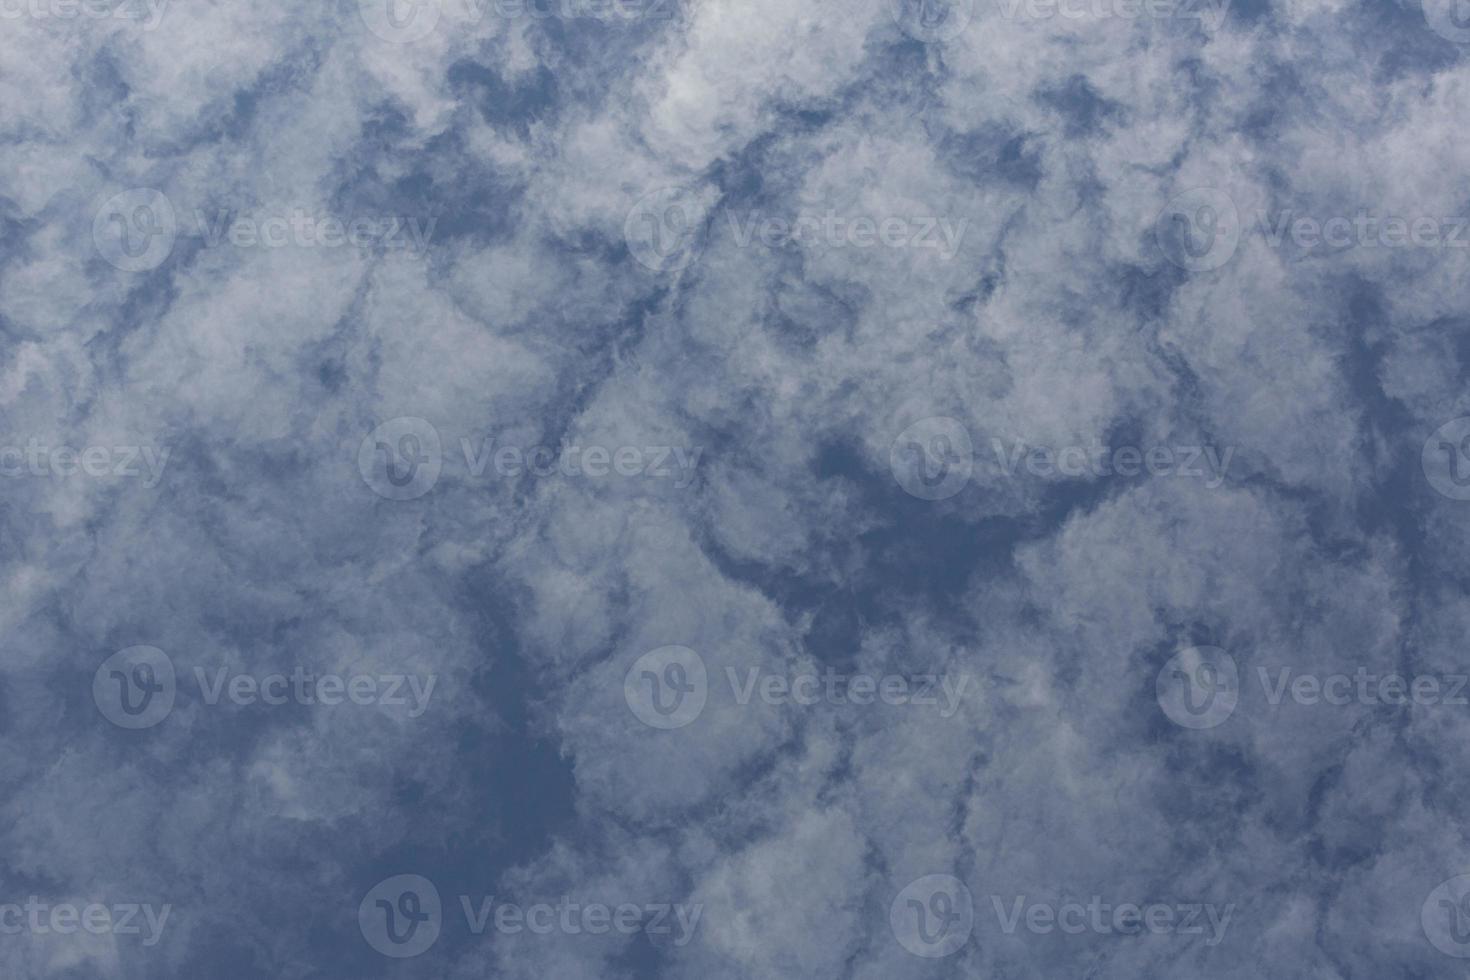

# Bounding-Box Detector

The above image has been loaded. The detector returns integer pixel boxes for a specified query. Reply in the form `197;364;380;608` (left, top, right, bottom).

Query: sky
3;0;1470;976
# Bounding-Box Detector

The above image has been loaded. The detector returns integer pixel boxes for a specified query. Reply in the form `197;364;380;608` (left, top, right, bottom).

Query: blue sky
3;0;1470;976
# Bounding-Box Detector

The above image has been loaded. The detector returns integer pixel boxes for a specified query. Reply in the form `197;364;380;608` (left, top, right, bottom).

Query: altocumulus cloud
2;0;1470;976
